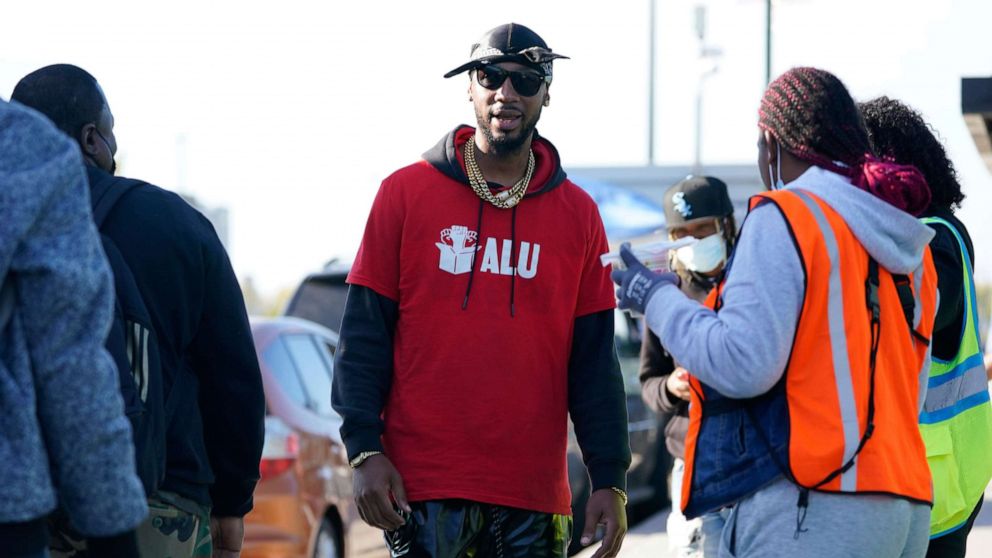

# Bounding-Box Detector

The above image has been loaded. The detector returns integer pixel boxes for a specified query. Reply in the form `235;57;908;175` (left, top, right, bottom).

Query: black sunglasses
475;65;548;97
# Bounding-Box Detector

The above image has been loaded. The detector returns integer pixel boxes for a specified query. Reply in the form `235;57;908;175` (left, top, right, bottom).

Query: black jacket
87;166;265;516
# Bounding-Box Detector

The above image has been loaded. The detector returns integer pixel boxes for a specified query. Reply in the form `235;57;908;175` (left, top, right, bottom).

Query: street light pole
648;0;657;166
692;5;720;175
765;0;772;84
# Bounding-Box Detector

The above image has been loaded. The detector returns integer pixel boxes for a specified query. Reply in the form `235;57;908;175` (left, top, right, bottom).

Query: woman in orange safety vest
612;67;938;557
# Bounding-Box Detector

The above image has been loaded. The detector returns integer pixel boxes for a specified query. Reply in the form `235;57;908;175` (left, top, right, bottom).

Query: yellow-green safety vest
919;216;992;538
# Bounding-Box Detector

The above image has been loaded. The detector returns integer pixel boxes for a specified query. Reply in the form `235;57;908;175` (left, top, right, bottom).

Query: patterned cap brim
443;49;569;79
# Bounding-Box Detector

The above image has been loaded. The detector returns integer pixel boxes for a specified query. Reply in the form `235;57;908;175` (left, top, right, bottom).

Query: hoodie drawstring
509;205;518;318
461;197;519;318
462;198;485;310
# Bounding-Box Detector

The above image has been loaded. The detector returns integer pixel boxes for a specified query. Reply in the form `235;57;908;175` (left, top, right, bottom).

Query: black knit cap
443;23;569;79
663;176;733;227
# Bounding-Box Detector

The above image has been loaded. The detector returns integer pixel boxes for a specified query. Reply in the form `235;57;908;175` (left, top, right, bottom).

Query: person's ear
79;123;101;157
543;94;550;107
763;130;778;165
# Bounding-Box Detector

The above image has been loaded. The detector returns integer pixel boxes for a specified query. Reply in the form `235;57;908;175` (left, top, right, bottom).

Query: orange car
243;317;388;558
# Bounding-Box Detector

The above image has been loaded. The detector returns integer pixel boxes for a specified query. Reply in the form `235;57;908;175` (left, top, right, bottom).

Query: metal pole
648;0;656;166
693;87;703;174
176;134;188;191
765;0;772;84
693;5;705;174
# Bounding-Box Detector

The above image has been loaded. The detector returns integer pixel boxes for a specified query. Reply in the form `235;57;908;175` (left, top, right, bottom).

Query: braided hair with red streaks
759;67;931;215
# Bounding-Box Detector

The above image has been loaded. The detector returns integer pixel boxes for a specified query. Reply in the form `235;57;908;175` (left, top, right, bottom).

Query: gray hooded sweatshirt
644;165;934;557
0;100;147;535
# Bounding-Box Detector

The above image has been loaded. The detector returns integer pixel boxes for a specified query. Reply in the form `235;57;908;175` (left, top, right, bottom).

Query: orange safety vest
681;188;937;518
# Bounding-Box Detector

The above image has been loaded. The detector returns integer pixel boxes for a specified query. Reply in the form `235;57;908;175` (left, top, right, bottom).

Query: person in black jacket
331;23;630;558
638;176;735;557
12;65;265;558
861;96;991;558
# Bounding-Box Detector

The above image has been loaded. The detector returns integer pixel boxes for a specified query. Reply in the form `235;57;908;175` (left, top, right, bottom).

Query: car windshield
264;333;337;417
282;334;336;417
285;274;348;332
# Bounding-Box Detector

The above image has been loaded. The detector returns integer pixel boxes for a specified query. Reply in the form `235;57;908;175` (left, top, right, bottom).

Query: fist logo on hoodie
435;224;540;279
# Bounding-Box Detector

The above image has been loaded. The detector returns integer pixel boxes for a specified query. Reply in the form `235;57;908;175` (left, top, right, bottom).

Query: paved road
577;484;992;557
573;509;669;558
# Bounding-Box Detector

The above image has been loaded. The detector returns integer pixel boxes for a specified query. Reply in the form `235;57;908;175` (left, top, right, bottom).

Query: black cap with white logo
443;23;569;79
663;176;734;227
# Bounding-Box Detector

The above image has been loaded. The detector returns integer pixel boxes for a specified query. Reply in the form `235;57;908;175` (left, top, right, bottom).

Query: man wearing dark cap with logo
639;176;735;557
332;23;630;557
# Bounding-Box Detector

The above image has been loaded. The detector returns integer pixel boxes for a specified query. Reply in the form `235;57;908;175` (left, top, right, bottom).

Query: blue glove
610;243;680;315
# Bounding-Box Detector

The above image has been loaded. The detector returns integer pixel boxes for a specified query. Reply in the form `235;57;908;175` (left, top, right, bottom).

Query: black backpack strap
806;258;925;493
790;258;884;538
892;273;930;346
90;176;145;227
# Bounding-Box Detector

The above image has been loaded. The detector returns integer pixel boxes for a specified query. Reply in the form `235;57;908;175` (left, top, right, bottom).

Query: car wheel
313;518;341;558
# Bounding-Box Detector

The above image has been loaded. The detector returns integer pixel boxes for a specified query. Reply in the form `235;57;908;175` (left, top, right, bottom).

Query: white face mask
675;232;727;273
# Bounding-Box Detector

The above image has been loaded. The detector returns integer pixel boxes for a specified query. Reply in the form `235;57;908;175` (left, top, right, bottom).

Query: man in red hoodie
331;23;630;558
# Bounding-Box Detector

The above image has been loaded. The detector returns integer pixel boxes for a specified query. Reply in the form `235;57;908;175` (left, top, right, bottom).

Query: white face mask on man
674;230;727;274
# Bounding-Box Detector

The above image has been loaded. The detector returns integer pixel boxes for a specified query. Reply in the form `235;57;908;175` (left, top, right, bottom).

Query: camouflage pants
50;491;211;558
136;492;212;558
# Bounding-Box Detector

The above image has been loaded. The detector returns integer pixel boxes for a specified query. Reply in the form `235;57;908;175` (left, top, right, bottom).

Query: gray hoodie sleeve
643;203;804;398
7;111;147;535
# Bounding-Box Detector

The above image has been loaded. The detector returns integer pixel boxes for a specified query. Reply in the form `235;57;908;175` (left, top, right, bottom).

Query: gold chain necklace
463;136;535;209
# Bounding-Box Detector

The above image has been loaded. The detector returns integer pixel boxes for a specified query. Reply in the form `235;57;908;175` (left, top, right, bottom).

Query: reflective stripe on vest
681;188;936;518
918;216;992;537
794;190;861;491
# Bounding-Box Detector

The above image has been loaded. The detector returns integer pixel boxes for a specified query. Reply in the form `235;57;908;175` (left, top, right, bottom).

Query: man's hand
666;367;691;401
610;243;679;315
354;454;411;531
210;516;244;558
579;488;627;558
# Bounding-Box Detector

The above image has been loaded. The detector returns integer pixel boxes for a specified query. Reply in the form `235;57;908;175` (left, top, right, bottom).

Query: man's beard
475;106;542;156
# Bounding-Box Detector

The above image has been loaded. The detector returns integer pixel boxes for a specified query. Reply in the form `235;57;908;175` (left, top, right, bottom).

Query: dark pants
384;500;572;558
0;518;49;558
925;498;983;558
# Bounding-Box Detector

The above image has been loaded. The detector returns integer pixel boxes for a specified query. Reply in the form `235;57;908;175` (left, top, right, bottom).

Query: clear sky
2;0;989;295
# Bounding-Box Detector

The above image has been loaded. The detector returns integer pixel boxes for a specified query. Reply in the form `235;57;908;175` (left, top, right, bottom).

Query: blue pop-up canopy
570;176;666;241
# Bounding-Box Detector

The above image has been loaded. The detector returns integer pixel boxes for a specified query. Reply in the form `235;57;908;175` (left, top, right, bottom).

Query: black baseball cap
663;176;734;227
443;23;569;79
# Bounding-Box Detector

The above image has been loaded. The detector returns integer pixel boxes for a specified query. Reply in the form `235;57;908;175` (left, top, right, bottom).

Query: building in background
963;77;992;175
962;76;992;344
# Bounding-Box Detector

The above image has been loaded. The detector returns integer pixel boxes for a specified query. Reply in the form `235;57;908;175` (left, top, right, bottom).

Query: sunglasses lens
477;66;506;90
510;72;543;96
